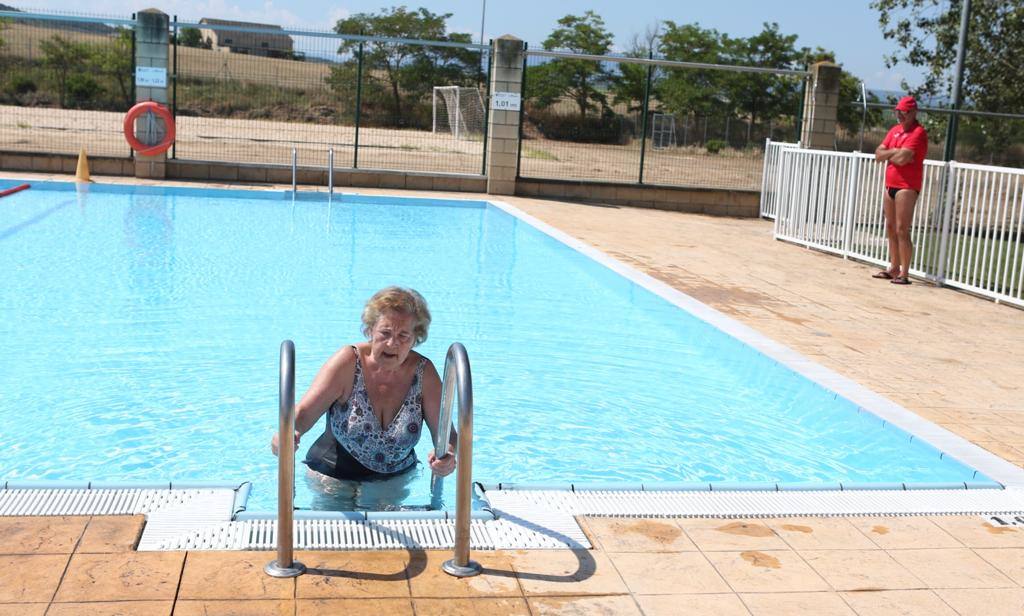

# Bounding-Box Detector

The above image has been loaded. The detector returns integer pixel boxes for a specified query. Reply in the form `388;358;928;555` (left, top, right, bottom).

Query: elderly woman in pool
271;287;456;480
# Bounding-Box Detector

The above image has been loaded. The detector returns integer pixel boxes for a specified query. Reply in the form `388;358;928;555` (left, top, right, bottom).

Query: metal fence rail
0;10;136;158
518;48;807;191
770;145;1024;307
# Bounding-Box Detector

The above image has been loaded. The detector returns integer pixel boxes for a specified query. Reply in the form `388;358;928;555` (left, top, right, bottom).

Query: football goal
432;86;485;140
651;113;677;149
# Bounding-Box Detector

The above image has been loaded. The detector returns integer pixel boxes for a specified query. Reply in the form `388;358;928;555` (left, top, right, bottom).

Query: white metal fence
758;139;800;219
763;140;1024;308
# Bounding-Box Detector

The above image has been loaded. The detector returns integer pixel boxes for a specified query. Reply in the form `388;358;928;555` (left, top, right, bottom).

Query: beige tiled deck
1;172;1023;614
3;515;1024;614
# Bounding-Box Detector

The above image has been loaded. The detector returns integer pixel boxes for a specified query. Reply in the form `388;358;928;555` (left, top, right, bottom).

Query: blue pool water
0;181;989;511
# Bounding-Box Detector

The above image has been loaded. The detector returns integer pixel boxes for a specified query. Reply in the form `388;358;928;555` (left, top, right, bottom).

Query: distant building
197;18;295;58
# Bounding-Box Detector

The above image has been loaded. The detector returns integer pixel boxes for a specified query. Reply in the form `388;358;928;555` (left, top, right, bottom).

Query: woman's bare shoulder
323;344;361;372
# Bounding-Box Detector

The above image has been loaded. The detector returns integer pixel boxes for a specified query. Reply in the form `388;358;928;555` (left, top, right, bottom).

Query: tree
93;28;133;108
40;35;90;108
723;23;802;129
177;27;204;48
531;11;613;119
610;23;660;113
330;6;479;127
871;0;1024;156
657;22;729;117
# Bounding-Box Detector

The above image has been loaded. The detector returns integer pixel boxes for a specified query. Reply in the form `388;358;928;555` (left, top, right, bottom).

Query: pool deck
2;171;1024;615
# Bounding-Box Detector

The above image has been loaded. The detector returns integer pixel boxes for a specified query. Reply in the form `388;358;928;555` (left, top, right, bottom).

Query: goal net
651;113;677;149
432;86;485;140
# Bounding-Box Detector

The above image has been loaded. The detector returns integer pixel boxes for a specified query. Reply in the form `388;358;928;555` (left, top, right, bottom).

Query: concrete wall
517;178;760;217
0;153;759;216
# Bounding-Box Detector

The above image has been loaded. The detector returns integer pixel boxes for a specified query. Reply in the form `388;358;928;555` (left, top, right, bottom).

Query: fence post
133;9;170;179
353;33;364;169
480;42;492;176
637;51;653;184
799;62;841;151
515;44;527;180
171;15;177;160
935;161;958;283
759;138;772;217
486;36;525;196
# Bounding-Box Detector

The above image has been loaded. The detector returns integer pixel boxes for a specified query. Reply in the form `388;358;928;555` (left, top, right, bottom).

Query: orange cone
75;147;92;182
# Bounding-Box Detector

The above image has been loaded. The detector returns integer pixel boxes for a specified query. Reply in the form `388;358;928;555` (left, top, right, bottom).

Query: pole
943;0;971;162
479;0;486;46
353;35;364;169
637;51;653;184
171;15;178;159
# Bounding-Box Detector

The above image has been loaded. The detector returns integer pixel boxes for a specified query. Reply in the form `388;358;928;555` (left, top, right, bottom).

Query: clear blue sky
13;0;926;90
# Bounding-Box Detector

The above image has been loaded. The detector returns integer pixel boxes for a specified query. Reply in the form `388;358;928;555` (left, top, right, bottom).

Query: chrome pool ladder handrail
265;340;306;578
434;342;482;577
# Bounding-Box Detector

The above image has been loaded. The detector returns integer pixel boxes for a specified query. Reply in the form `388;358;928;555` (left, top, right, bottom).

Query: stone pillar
799;61;841;150
486;36;525;195
134;9;170;179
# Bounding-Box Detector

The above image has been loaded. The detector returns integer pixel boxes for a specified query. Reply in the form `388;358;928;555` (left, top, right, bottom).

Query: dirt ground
1;105;764;189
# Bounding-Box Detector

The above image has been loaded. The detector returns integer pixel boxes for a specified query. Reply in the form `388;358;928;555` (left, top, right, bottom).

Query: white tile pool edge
483;198;1024;491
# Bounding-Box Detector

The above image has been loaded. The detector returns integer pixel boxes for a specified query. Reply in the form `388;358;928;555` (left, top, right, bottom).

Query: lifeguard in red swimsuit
874;96;929;285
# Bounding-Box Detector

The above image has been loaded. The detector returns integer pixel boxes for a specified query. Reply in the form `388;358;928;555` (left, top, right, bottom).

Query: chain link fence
518;48;807;191
0;11;136;158
170;19;490;174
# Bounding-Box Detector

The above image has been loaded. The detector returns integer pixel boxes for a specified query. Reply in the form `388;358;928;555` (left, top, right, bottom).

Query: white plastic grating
0;488;235;517
145;518;500;551
485;488;1024;519
142;514;589;551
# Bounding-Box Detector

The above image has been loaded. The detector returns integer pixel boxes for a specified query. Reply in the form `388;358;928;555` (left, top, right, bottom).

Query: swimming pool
0;180;998;511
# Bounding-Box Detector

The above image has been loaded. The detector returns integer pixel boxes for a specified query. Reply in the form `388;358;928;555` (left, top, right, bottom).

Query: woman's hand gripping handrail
434;342;482;577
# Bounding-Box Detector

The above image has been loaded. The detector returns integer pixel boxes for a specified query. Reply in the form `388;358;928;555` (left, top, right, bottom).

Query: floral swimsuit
324;348;425;475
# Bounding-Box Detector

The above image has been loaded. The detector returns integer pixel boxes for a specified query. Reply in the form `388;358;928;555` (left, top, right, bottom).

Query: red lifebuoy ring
124;101;175;156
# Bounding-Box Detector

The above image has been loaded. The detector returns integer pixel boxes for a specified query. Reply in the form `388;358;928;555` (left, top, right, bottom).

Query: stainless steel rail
435;343;482;578
291;148;297;194
328;148;334;197
265;340;306;578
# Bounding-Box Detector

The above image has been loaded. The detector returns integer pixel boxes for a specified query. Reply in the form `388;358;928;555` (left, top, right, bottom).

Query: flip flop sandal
872;271;895;279
891;276;912;285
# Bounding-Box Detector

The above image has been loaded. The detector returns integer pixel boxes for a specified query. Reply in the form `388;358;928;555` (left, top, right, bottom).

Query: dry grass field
174;45;333;87
0;105;764;189
0;21;118;57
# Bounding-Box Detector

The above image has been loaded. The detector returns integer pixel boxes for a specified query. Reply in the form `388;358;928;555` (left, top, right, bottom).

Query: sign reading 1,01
492;92;522;111
135;67;168;88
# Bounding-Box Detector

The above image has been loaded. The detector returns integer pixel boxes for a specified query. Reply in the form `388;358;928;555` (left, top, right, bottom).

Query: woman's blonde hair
361;286;431;346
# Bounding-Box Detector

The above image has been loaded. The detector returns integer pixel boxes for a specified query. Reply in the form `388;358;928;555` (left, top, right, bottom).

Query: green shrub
10;75;37;95
705;139;727;154
65;73;103;108
526;107;634;145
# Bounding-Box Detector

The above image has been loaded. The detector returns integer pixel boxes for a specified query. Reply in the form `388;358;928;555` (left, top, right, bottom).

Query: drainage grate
0;488;236;517
145;518;499;551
